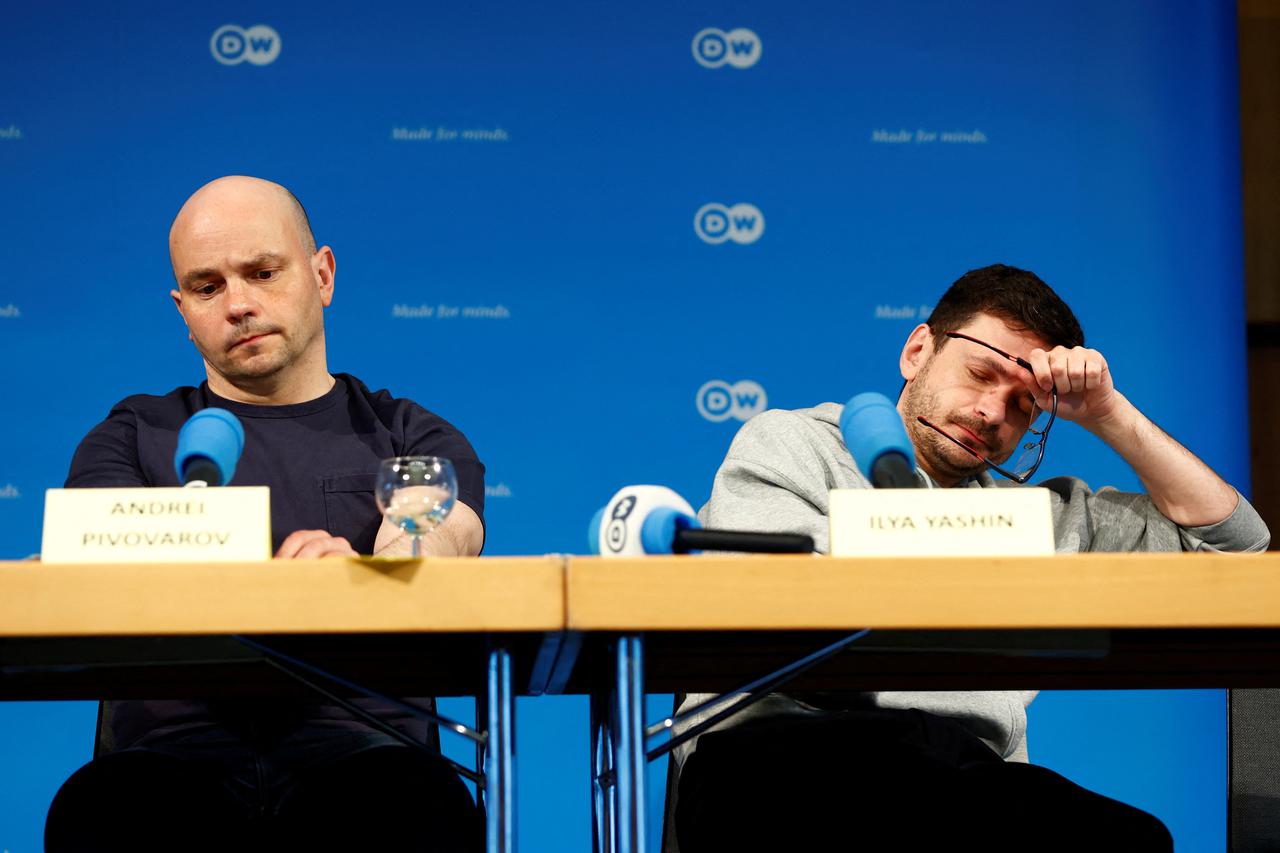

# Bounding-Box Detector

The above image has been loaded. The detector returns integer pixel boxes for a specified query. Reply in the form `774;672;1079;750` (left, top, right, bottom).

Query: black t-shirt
66;373;485;553
65;373;485;751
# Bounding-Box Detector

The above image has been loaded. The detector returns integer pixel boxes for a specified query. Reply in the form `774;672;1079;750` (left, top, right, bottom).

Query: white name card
41;487;272;564
829;487;1054;557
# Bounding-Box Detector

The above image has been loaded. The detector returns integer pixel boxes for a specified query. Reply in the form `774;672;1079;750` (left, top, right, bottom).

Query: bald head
169;176;316;273
167;175;338;404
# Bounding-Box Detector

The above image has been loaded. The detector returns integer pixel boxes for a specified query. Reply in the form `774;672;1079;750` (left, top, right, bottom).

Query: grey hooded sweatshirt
668;403;1269;839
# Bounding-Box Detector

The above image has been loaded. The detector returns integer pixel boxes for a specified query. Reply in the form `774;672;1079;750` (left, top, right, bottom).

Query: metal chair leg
485;647;514;853
613;634;646;853
591;692;615;853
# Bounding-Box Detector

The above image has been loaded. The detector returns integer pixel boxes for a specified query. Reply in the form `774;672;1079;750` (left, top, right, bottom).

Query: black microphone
672;529;814;554
588;485;814;555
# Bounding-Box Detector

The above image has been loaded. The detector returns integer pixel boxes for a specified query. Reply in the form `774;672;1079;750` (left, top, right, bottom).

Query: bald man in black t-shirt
45;176;486;853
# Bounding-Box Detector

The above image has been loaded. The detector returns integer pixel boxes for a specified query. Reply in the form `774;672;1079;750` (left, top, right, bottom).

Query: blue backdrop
0;2;1247;851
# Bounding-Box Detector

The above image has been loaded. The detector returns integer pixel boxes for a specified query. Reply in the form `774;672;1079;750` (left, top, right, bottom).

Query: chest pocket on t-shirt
321;473;381;556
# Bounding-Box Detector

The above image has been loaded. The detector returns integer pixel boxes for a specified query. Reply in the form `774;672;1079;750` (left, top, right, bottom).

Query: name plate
829;487;1054;557
41;487;272;564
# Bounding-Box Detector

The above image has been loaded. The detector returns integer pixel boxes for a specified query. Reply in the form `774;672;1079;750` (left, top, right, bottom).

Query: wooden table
0;556;564;853
560;552;1280;853
6;553;1280;853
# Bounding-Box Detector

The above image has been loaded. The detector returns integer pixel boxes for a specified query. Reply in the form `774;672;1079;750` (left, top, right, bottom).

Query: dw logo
211;24;282;66
692;28;762;69
694;203;765;245
606;495;638;553
696;380;768;423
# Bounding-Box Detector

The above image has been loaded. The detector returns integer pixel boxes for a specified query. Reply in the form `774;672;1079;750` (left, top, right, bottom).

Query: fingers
1025;348;1052;392
1022;349;1055;410
1027;346;1108;395
275;529;357;559
292;536;356;559
1052;350;1073;393
1084;354;1105;390
276;529;326;558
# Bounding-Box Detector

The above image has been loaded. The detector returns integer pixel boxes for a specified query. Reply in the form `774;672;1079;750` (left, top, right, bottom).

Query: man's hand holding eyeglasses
1025;345;1236;527
1024;345;1119;426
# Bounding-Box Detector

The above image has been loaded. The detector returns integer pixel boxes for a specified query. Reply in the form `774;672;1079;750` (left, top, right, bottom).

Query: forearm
375;526;466;557
372;501;484;557
1085;391;1238;527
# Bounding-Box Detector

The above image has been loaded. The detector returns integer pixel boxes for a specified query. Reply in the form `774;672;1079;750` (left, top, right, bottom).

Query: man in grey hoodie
670;264;1269;852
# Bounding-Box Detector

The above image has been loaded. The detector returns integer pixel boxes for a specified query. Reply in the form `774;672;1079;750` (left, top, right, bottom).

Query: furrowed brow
973;354;1024;382
975;354;1037;405
181;253;289;290
237;252;289;271
181;267;220;289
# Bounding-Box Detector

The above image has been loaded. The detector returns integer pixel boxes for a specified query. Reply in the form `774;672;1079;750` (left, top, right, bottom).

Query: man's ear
313;246;336;307
169;289;192;340
900;323;935;381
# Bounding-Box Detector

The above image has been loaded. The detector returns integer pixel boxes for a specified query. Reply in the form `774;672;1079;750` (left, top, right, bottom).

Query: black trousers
675;708;1173;852
44;726;482;853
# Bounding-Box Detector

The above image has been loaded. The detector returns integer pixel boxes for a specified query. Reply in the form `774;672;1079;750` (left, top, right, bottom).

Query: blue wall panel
0;2;1247;850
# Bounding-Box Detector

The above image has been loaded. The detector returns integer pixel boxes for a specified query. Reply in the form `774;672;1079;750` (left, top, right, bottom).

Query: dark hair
926;264;1084;349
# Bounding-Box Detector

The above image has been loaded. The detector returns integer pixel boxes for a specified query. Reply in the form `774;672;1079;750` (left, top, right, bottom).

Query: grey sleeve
1039;476;1270;554
1177;491;1271;552
698;410;849;553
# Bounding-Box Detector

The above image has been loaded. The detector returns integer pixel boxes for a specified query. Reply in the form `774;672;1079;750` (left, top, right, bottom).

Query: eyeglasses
915;331;1057;484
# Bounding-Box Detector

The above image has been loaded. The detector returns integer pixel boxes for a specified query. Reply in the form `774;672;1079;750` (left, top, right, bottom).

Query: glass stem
412;534;422;558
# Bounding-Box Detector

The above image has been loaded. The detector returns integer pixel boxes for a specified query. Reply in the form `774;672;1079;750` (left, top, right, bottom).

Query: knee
45;750;241;853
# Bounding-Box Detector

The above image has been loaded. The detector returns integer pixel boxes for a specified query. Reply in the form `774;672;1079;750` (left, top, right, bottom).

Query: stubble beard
220;346;291;382
901;360;988;482
204;322;296;385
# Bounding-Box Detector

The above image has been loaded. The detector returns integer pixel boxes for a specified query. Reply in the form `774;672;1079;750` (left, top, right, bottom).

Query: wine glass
375;456;457;557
